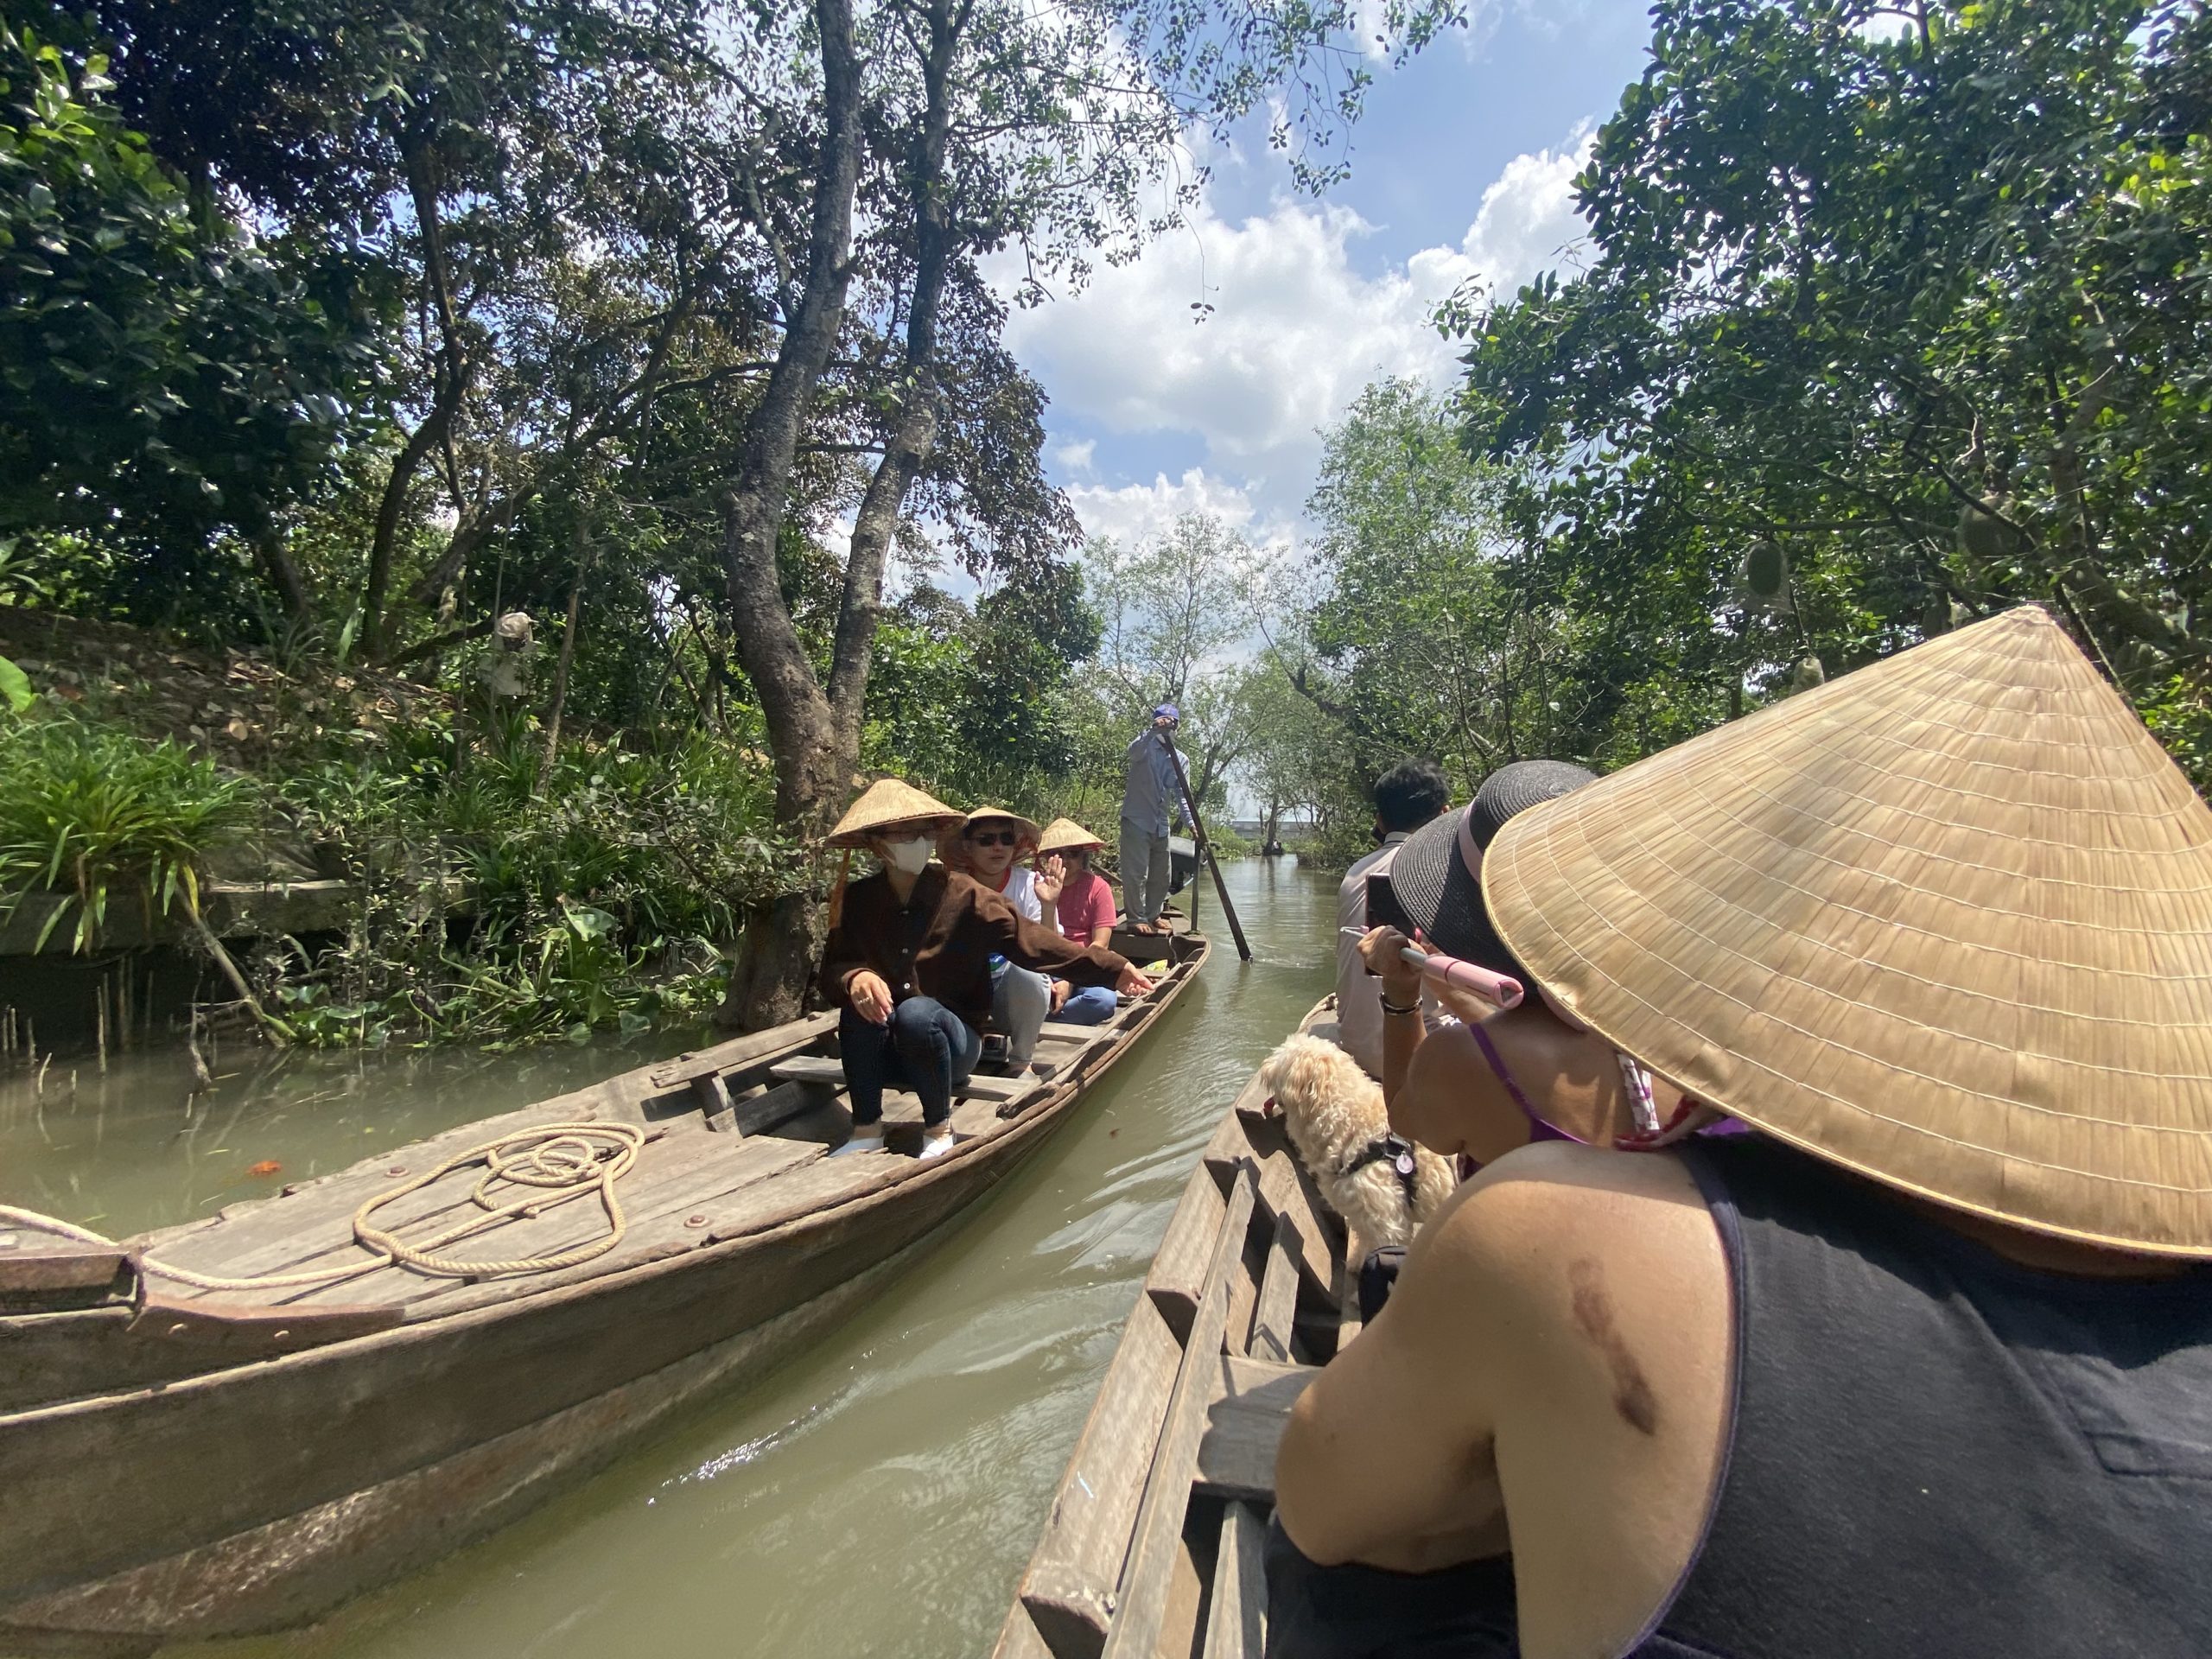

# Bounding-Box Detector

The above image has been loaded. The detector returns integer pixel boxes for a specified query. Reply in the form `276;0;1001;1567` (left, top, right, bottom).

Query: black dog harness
1338;1132;1421;1209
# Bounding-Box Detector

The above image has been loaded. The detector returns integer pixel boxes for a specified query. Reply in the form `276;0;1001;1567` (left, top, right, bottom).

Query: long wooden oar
1159;731;1252;961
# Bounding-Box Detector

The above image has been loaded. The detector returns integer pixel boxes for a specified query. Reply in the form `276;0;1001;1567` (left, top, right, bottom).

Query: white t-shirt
993;865;1042;923
1335;836;1440;1078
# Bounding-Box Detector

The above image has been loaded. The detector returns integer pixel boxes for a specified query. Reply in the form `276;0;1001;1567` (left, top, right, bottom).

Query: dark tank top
1264;1135;2212;1658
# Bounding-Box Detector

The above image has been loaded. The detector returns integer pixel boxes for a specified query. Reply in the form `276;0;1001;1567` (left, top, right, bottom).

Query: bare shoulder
1409;1144;1725;1354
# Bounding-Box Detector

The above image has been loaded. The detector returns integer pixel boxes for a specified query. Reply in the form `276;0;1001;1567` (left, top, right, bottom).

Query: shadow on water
7;858;1337;1659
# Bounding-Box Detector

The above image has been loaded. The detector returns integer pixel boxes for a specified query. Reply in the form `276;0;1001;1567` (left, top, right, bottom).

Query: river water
0;857;1334;1659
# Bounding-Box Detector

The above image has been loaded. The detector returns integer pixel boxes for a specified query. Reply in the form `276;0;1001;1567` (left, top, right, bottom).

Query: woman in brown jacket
817;780;1152;1160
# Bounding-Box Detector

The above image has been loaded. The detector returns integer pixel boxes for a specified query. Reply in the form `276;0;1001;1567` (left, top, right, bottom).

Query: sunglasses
968;830;1020;848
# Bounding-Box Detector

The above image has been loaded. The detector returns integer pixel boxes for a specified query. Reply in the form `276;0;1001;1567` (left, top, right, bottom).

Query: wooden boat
994;994;1351;1659
0;926;1208;1655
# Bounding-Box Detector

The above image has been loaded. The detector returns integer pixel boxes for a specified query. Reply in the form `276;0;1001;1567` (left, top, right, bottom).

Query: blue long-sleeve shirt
1122;728;1185;836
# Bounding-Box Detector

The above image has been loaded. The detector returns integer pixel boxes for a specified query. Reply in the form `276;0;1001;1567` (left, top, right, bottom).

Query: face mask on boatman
882;836;935;875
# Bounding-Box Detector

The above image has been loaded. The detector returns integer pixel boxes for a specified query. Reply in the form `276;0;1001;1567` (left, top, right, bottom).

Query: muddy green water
0;858;1334;1659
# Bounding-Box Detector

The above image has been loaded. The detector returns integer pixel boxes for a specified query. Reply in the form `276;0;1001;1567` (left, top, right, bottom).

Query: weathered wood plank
0;1247;130;1298
645;1011;838;1090
1198;1501;1268;1659
1016;1295;1185;1659
767;1053;1036;1103
1246;1213;1303;1365
992;1601;1062;1659
1194;1357;1316;1503
1143;1163;1229;1344
1099;1164;1258;1659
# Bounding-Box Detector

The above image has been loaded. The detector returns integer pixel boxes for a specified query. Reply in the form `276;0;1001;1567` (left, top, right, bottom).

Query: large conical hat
825;778;964;849
1038;817;1108;854
959;805;1042;846
1483;605;2212;1256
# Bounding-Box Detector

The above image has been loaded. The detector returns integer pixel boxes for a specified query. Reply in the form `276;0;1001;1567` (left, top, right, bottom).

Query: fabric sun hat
1038;817;1108;855
959;805;1042;847
1386;760;1598;971
1482;605;2212;1257
825;778;965;849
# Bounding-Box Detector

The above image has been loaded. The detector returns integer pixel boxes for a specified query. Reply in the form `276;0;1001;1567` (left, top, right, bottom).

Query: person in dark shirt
818;779;1152;1160
1272;607;2212;1659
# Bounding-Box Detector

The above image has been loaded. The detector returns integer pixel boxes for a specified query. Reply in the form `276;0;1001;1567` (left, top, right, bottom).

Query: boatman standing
818;779;1152;1160
1120;703;1185;935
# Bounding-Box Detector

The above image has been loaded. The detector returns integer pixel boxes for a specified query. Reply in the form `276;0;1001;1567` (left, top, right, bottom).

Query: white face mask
882;836;934;875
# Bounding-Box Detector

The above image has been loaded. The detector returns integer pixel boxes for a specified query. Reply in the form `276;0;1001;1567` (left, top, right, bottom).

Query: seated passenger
1356;759;1596;1124
818;779;1152;1160
949;805;1059;1071
1334;758;1450;1078
1033;817;1120;1027
1273;607;2212;1659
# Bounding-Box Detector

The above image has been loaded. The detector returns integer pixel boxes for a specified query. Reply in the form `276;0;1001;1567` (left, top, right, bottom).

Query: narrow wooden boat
994;994;1352;1659
0;927;1207;1655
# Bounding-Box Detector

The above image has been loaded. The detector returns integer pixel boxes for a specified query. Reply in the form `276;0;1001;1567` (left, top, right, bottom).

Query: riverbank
0;611;796;1052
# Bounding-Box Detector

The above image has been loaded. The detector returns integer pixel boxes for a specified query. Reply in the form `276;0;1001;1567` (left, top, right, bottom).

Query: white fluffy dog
1258;1033;1456;1249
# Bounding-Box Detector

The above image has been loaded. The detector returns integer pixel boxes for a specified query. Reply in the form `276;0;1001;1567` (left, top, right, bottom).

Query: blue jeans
1057;985;1118;1026
838;997;980;1128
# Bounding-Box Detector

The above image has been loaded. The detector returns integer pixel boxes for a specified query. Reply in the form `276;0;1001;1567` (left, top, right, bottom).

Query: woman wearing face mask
817;779;1153;1160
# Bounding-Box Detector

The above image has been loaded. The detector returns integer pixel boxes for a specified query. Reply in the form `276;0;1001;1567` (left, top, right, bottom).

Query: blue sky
988;0;1656;556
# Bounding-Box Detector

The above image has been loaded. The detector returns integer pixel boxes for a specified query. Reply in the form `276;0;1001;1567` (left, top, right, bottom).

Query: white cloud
1000;126;1593;528
1065;467;1264;548
1052;438;1097;475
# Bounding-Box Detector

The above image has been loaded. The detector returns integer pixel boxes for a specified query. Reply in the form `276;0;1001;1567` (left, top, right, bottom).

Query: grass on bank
0;703;804;1048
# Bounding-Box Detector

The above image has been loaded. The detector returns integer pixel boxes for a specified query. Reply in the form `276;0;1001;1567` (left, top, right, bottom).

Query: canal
1;856;1335;1658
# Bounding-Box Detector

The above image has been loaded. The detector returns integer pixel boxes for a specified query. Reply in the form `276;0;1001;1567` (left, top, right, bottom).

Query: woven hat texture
826;778;964;848
1483;605;2212;1255
960;805;1042;845
1038;817;1108;854
1389;762;1598;970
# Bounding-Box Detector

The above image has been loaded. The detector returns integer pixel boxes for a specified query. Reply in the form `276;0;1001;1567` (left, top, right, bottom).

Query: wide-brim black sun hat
1386;760;1599;973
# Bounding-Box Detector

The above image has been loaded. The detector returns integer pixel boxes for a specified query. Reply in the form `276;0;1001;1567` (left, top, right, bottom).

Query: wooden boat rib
994;995;1351;1659
0;927;1207;1655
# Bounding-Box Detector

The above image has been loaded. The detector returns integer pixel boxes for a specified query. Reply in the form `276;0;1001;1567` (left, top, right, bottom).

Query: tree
1450;0;2212;780
0;23;373;618
713;0;1463;1027
1300;378;1588;790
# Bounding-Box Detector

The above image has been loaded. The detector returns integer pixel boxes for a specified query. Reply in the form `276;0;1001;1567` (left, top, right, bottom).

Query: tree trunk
713;0;868;1031
250;527;313;630
365;124;472;664
823;0;962;768
537;517;594;796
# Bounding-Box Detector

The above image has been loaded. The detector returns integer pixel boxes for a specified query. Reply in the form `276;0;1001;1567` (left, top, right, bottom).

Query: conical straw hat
1483;606;2212;1256
1038;817;1108;854
960;805;1042;845
826;778;964;849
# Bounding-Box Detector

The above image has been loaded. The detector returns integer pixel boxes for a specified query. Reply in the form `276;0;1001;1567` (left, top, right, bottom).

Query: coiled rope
0;1122;644;1293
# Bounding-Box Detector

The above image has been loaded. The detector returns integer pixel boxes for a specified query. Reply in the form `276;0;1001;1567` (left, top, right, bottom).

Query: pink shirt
1055;868;1116;943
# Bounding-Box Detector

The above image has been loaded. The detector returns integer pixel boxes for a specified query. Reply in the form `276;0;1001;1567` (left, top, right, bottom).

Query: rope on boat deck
0;1122;645;1292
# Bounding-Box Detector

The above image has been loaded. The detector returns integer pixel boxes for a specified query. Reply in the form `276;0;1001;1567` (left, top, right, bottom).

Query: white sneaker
917;1132;961;1161
830;1132;887;1159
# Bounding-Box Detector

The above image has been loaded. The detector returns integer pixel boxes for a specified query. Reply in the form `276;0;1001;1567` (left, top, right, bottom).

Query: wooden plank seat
1195;1356;1317;1503
768;1053;1036;1103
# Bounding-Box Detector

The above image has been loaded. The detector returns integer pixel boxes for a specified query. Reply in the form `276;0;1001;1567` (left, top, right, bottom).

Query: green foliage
275;719;798;1046
1446;0;2212;787
0;24;371;575
0;714;257;951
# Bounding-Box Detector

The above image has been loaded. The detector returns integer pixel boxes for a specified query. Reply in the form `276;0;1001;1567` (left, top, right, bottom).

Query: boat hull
0;940;1206;1649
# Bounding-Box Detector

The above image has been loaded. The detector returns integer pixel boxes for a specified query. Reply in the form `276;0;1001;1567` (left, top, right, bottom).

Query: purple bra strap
1466;1019;1584;1147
